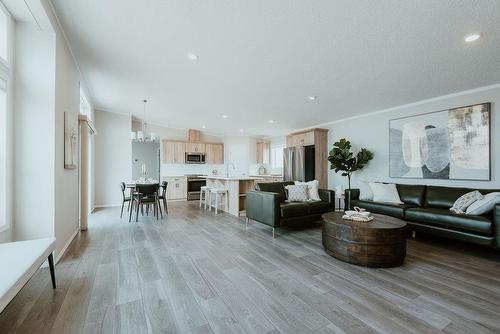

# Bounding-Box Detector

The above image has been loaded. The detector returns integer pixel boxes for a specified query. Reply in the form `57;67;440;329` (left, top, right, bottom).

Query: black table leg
48;253;56;289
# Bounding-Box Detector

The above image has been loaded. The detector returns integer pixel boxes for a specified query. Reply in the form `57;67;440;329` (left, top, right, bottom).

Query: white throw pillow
450;190;483;214
358;181;374;201
285;184;309;202
466;192;500;215
369;182;403;204
294;180;320;201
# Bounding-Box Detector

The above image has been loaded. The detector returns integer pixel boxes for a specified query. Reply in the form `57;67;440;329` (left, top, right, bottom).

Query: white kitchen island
205;176;260;216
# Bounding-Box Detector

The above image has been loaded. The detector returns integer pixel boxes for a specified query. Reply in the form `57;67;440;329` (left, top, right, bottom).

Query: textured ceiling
51;0;500;136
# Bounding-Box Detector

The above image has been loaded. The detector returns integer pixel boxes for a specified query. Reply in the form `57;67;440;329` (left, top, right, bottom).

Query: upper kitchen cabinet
188;129;201;142
206;143;224;164
256;141;270;164
286;131;315;147
163;140;224;164
186;142;206;153
163;140;186;164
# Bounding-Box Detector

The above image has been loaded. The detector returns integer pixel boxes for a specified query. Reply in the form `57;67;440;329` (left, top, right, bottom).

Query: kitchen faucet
226;162;236;177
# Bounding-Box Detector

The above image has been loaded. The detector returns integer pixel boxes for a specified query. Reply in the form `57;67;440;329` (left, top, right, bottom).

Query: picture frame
389;102;491;181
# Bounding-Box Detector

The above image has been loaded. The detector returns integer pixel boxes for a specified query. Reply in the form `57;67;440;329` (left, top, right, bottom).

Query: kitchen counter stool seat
200;186;213;209
210;188;228;214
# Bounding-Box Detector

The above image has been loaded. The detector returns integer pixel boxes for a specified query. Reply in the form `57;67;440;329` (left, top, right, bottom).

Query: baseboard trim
56;228;79;264
94;204;121;208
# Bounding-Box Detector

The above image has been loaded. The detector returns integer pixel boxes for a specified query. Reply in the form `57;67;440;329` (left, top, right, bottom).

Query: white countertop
249;175;283;178
206;176;260;181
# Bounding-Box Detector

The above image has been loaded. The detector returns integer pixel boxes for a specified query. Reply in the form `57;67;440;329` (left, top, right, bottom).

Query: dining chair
130;183;162;222
157;181;168;214
120;182;132;218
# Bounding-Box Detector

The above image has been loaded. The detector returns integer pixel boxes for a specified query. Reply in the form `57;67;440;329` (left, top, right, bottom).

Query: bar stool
200;186;213;209
210;188;228;214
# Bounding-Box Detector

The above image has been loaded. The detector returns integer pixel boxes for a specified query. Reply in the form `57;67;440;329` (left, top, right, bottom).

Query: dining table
125;179;159;189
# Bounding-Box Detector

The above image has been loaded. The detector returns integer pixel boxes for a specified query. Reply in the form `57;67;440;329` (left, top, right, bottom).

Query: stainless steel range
186;174;207;200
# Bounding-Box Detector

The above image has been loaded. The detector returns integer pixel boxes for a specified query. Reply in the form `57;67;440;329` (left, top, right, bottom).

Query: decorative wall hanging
389;103;490;180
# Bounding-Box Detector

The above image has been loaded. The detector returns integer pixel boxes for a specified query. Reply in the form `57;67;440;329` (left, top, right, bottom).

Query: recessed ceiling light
308;96;317;101
464;33;480;42
268;119;275;124
239;129;244;133
222;114;228;119
187;53;198;60
202;125;206;129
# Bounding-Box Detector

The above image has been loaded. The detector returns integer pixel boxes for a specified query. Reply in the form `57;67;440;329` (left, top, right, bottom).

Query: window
271;146;284;169
0;78;6;229
0;7;7;63
0;3;11;231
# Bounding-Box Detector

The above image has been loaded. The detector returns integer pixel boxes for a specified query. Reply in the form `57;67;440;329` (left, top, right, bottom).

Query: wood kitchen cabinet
286;128;328;188
163;140;186;164
206;143;224;164
163;140;223;164
188;129;201;142
186;142;206;153
286;131;314;147
256;141;270;164
164;176;187;200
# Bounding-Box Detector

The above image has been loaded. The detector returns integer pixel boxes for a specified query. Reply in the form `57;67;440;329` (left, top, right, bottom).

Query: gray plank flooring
1;201;500;334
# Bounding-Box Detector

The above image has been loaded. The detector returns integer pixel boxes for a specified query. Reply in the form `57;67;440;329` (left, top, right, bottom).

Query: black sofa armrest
245;191;281;227
494;204;500;249
344;188;360;211
318;189;335;211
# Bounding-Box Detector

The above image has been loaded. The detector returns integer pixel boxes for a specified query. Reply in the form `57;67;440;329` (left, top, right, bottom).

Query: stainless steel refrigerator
283;145;315;182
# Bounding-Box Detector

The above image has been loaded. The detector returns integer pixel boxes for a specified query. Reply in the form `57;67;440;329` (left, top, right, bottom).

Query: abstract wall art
389;103;490;180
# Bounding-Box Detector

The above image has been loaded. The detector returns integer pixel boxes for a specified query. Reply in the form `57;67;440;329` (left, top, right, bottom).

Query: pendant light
131;99;156;142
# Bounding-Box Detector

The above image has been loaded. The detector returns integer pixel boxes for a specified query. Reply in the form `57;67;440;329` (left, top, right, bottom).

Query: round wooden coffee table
322;212;407;267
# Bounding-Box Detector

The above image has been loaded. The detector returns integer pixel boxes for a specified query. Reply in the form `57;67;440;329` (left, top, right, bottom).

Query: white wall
95;110;132;206
0;9;14;243
326;84;500;190
10;1;89;259
13;22;56;243
223;136;256;176
51;4;81;258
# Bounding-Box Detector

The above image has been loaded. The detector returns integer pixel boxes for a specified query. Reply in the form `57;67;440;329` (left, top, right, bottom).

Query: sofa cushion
405;207;492;235
285;184;309;202
450;190;483;214
424;186;471;209
369;182;403;204
256;182;293;202
397;184;426;206
306;201;332;214
351;199;414;219
280;202;308;218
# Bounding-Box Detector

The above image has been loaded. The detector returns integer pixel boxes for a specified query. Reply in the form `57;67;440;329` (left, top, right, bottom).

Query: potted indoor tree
328;138;373;189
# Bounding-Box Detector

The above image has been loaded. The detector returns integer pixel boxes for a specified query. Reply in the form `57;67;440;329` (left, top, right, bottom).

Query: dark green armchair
245;181;335;237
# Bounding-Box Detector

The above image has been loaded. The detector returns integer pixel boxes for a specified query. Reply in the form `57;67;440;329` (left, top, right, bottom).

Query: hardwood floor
1;201;500;333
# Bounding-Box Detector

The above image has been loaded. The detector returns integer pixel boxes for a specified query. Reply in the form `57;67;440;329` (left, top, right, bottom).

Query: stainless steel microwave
185;152;206;164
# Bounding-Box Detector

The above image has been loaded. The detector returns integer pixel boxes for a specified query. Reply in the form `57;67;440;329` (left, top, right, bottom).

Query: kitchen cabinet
186;142;206;153
255;176;283;183
285;128;328;189
188;129;201;142
163;140;223;164
287;131;314;147
164;176;187;200
163;140;186;164
256;142;270;164
206;143;224;164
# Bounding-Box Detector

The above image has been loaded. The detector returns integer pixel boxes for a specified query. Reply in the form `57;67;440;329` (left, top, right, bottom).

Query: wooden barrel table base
321;212;407;268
